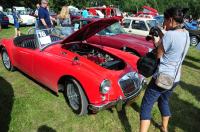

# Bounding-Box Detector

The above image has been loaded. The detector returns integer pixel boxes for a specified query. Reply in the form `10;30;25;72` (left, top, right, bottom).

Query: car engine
66;43;126;70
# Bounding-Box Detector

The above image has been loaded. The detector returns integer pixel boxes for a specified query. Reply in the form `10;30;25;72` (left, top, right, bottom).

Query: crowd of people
1;0;117;38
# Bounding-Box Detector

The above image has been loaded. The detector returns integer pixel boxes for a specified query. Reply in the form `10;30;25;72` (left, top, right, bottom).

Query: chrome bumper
89;84;144;112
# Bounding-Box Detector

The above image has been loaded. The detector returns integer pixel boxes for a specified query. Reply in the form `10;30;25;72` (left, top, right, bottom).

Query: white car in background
6;7;35;26
123;17;161;36
0;6;3;12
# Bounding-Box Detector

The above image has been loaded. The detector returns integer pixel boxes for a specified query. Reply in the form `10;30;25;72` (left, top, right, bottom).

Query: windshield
18;10;29;15
98;22;126;35
146;20;157;28
154;16;164;27
123;19;131;28
35;28;65;50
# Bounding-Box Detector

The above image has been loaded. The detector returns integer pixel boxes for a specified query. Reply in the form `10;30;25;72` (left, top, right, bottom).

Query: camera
146;26;162;41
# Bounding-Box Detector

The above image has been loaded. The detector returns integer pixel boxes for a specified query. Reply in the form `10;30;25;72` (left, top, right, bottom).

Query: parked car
122;17;160;37
0;11;9;28
89;7;123;17
0;18;145;115
135;6;159;17
72;18;154;57
5;7;36;26
187;29;200;46
183;20;200;46
184;20;198;30
0;6;3;12
154;15;164;28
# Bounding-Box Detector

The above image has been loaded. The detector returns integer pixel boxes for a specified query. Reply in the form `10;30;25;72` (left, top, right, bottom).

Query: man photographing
38;0;55;29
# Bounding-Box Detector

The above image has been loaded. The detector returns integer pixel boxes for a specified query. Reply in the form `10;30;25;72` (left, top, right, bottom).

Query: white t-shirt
154;30;190;82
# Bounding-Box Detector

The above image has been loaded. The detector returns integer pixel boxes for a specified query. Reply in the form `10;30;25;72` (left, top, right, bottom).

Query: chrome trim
89;85;143;112
118;71;142;97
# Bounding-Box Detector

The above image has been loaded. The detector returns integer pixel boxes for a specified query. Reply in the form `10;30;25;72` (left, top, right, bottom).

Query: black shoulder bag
137;49;159;78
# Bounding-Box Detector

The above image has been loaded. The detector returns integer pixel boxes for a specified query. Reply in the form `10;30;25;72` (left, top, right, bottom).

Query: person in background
82;6;89;18
12;7;21;37
34;3;40;17
34;3;40;27
0;19;2;31
38;0;56;29
89;8;96;17
57;6;73;37
106;6;111;17
139;7;190;132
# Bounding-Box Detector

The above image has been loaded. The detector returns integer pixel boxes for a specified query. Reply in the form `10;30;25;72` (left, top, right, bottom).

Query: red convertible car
0;18;145;115
72;18;154;56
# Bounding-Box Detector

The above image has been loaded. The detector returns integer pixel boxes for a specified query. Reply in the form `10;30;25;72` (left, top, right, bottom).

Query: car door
13;40;37;76
130;20;149;36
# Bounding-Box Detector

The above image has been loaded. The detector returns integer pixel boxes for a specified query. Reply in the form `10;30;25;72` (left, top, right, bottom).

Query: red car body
0;18;145;115
135;6;159;17
73;18;154;56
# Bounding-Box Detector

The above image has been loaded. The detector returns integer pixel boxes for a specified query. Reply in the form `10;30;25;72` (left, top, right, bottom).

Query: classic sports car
72;18;154;57
0;11;9;28
0;18;145;115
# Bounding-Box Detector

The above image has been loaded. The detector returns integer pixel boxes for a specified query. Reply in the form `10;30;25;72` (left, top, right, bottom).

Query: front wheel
63;78;88;115
1;48;15;71
190;36;198;46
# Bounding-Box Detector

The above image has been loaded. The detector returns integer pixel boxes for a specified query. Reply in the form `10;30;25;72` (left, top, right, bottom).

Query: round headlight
100;80;111;94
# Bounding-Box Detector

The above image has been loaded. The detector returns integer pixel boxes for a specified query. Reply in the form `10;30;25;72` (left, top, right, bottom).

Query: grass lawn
0;26;200;132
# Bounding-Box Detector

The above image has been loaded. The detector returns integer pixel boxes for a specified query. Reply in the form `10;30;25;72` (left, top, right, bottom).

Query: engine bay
65;43;126;70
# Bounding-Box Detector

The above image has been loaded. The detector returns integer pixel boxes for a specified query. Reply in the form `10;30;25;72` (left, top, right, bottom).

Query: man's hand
40;18;48;28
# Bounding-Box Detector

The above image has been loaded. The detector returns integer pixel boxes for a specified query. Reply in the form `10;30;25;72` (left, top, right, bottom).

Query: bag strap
174;31;188;81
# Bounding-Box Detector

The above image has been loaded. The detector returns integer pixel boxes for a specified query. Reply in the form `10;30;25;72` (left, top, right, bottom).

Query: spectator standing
38;0;55;29
139;7;190;132
82;7;89;18
106;6;111;17
89;8;96;16
0;18;2;31
34;3;40;17
34;3;40;27
57;6;73;37
12;8;21;37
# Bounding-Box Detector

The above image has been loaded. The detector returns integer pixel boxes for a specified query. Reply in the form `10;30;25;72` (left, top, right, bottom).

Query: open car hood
61;18;118;44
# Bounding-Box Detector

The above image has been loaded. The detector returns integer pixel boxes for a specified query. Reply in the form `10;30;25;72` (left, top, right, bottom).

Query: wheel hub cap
2;52;11;69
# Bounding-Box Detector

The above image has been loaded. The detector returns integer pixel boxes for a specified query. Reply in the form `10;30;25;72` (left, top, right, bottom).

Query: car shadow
0;76;14;132
185;55;200;62
37;125;56;132
183;60;200;70
117;107;132;132
2;26;11;29
17;69;58;96
130;102;140;113
169;92;200;131
179;81;200;102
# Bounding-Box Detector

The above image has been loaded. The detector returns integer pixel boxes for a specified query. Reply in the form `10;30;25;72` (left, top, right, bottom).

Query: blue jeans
140;78;178;120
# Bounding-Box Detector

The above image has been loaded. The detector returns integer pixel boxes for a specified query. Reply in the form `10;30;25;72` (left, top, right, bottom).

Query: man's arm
40;18;48;28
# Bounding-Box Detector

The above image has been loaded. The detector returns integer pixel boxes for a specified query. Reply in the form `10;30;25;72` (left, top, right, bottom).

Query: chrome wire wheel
190;36;198;46
66;83;80;111
64;78;88;115
2;51;11;70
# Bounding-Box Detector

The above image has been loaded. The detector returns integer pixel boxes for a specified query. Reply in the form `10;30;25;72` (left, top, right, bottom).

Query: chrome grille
119;72;141;97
